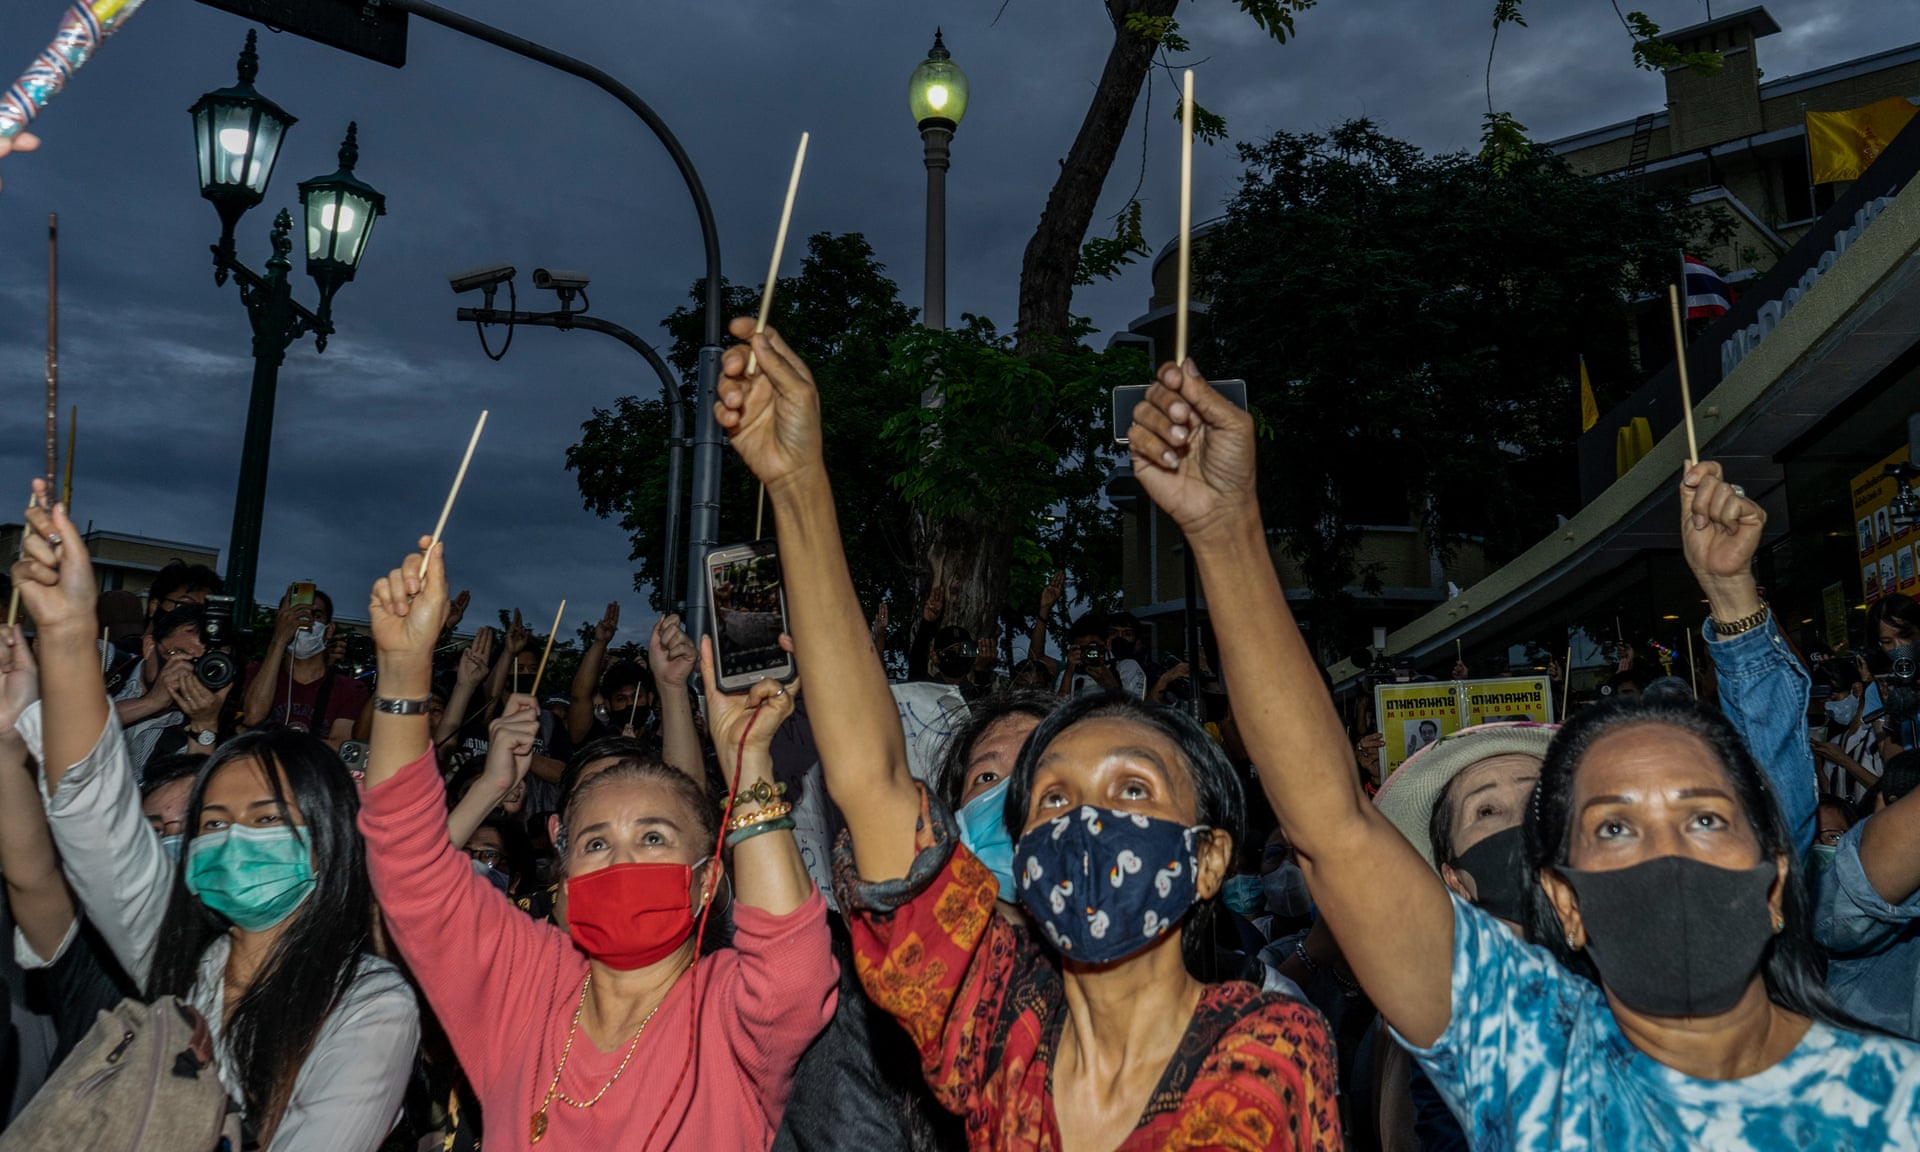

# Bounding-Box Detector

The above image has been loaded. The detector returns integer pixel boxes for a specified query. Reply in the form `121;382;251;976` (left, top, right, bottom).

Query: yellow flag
1580;355;1599;433
1807;97;1918;184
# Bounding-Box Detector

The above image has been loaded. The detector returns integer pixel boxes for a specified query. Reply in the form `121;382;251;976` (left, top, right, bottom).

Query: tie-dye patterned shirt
1398;895;1920;1150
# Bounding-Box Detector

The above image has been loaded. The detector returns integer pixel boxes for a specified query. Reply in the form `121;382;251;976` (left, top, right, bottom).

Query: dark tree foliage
568;233;921;617
1199;119;1731;652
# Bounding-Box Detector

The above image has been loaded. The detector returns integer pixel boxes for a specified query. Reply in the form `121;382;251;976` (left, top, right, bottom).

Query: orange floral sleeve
833;783;1034;1121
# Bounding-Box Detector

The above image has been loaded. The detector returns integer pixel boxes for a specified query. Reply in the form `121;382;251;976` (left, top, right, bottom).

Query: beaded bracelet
734;780;787;807
725;801;794;833
725;816;796;848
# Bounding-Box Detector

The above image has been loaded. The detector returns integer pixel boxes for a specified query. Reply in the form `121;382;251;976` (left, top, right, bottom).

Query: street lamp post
909;30;968;331
192;32;384;624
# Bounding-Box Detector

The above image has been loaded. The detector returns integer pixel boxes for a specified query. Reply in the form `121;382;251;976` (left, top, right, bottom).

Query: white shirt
12;701;418;1152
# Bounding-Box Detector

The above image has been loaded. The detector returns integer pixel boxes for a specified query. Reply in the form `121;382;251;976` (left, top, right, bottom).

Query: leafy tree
1198;119;1731;657
883;317;1134;652
1014;0;1314;354
568;232;921;628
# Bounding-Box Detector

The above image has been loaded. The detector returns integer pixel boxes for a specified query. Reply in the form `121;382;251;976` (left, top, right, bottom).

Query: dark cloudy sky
0;0;1906;644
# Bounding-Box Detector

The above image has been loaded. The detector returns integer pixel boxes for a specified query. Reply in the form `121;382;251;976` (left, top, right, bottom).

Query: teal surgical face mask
956;777;1017;902
185;824;316;932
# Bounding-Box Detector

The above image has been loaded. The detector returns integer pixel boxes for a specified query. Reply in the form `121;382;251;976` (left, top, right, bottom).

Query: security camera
448;264;516;294
532;268;590;292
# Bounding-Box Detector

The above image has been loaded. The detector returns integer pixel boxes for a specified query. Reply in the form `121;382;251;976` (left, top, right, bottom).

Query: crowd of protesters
1;318;1919;1150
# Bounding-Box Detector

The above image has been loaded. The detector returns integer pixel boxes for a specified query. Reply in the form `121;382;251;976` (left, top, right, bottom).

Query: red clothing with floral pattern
834;786;1342;1151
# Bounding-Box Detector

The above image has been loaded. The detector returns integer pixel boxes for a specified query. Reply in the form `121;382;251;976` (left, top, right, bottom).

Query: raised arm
699;638;813;913
1028;569;1064;674
14;490;108;791
567;602;618;744
0;630;75;960
1128;362;1456;1046
365;540;446;788
1682;462;1816;853
646;613;703;789
447;699;539;849
438;626;494;746
907;586;942;683
240;595;305;727
713;319;920;882
487;610;528;705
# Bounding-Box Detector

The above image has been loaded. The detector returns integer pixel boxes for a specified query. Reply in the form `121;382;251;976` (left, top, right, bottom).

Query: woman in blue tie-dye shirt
1127;360;1920;1151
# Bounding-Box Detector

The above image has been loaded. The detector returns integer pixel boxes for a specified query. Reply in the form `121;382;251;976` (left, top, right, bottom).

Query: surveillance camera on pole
448;264;516;309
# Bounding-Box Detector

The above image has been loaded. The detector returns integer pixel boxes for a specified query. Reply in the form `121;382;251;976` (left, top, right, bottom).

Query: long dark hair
147;729;376;1139
1005;691;1247;979
1523;696;1861;1029
932;690;1059;811
1868;593;1920;646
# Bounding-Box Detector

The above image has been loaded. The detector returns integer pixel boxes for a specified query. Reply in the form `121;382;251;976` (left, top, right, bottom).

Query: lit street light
909;29;968;331
191;30;385;624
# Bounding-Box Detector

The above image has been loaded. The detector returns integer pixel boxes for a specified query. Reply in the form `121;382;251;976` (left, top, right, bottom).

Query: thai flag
1683;255;1732;319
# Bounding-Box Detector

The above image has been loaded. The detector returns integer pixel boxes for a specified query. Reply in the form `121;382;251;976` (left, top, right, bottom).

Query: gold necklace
530;973;666;1144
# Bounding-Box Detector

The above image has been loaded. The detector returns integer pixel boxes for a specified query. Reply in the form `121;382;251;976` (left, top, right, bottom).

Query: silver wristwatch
192;727;217;747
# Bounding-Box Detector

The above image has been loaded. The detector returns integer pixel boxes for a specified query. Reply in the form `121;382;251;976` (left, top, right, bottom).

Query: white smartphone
705;540;796;693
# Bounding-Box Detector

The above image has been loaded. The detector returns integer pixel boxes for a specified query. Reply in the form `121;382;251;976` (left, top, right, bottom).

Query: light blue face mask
956;777;1017;902
159;834;184;863
1826;696;1861;727
185;824;316;932
1222;874;1266;918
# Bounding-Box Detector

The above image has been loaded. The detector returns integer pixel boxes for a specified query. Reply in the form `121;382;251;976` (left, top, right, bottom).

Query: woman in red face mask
356;542;837;1150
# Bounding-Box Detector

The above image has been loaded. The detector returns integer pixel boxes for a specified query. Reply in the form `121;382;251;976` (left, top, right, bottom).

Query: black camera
1078;643;1109;668
192;595;238;691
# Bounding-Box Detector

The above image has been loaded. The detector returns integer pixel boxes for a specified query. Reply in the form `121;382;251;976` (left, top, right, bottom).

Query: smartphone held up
706;540;796;693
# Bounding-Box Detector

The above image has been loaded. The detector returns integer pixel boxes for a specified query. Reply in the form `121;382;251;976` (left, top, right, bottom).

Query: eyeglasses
159;645;204;661
1816;829;1846;847
466;847;506;868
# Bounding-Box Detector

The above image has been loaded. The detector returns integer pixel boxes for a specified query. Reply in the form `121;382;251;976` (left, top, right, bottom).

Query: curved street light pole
456;303;689;613
378;0;727;642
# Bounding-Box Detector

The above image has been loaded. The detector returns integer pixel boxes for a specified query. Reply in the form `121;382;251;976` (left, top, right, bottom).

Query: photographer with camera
110;604;235;776
906;585;995;700
1057;611;1119;697
240;587;369;751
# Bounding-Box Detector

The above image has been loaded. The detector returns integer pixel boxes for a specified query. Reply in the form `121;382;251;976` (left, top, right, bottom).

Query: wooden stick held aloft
1668;285;1700;465
530;599;566;697
426;410;488;565
1561;644;1573;721
1174;70;1195;367
745;132;810;378
61;405;74;508
46;214;58;488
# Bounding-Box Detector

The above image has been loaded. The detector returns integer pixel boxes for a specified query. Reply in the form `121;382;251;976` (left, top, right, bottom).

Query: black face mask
1448;826;1529;925
1561;856;1776;1018
1108;637;1136;662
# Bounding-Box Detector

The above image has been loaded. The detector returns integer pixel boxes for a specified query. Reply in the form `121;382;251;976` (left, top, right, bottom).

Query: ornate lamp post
190;32;385;622
908;29;969;331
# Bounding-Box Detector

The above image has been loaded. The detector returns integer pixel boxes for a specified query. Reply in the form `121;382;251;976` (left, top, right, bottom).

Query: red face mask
565;860;708;970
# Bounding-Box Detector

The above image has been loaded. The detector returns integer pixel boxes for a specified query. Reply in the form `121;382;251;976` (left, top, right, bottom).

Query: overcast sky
0;0;1907;642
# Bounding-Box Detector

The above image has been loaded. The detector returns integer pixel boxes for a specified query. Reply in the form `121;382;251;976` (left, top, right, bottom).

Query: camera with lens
192;595;238;691
1077;642;1109;668
1877;644;1920;722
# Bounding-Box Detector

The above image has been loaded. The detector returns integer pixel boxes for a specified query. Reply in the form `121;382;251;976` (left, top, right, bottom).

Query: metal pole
920;124;951;331
456;306;690;612
377;0;727;644
225;244;294;624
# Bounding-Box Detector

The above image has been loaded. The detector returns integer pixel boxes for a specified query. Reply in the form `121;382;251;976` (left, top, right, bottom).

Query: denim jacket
1703;616;1816;856
1814;821;1920;1040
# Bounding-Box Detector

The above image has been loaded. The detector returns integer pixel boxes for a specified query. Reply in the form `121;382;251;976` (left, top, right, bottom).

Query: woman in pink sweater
357;541;837;1149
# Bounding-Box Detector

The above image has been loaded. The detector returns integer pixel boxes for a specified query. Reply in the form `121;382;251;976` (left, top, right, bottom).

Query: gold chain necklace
530;972;666;1144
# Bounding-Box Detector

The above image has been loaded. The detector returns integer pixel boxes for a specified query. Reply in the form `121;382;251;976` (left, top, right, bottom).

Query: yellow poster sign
1464;677;1554;726
1851;445;1916;605
1376;683;1462;778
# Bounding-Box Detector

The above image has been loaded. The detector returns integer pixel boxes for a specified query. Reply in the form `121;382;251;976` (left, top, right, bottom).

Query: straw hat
1373;721;1559;871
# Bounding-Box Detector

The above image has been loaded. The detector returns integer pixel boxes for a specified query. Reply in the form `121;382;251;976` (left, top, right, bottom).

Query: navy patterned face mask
1014;805;1205;964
